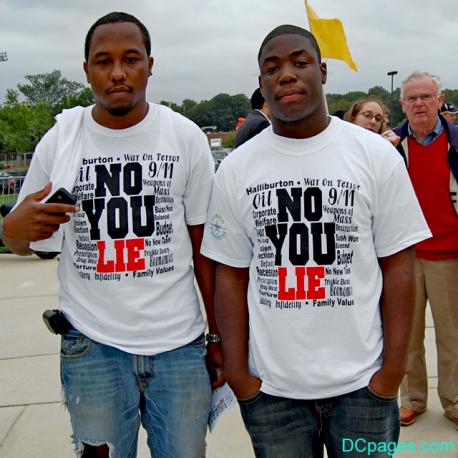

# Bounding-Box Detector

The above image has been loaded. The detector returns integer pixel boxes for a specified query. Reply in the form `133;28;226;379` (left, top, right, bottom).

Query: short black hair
258;24;321;63
251;88;265;110
85;12;151;61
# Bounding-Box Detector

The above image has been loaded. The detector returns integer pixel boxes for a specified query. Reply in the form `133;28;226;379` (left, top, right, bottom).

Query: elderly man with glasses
393;71;458;430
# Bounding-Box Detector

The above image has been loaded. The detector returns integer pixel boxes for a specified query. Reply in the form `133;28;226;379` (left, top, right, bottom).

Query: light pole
387;70;398;123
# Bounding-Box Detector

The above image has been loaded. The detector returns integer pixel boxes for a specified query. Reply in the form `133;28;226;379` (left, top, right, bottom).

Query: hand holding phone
45;187;77;205
43;187;77;218
2;183;77;251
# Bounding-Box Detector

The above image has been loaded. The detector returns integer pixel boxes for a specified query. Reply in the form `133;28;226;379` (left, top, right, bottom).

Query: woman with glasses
344;96;400;146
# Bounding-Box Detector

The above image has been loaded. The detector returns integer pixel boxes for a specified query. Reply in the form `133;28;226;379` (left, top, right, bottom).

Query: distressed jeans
60;329;211;458
239;386;400;458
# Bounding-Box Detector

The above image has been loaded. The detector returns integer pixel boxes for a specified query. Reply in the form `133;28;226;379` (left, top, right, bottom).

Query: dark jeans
239;386;399;458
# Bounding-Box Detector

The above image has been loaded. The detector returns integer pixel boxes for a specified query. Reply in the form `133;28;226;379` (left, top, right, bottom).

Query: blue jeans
239;387;400;458
60;329;211;458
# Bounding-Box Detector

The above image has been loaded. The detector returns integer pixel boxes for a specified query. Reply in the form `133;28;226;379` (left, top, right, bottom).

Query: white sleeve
201;169;253;267
184;130;214;225
372;161;431;257
11;125;64;252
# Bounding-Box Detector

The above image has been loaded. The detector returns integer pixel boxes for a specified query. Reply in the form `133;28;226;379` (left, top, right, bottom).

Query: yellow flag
305;2;358;72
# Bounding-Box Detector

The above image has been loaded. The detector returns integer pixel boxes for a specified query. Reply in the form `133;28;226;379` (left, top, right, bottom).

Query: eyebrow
262;48;312;64
92;48;143;58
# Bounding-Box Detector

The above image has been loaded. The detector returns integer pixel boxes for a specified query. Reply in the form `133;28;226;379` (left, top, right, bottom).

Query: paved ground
0;254;456;457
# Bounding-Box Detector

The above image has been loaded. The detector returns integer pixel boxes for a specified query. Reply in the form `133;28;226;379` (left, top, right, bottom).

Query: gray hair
400;71;442;98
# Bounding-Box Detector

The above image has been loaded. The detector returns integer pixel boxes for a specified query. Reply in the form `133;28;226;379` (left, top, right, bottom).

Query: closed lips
277;90;303;100
108;86;131;93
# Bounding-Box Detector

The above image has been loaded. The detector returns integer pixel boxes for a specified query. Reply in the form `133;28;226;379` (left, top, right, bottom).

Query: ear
148;56;154;76
83;62;90;84
320;62;327;84
438;93;445;107
258;74;262;91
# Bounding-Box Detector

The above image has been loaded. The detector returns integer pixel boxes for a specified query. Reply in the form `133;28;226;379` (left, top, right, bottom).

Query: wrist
224;369;251;385
205;333;221;344
379;364;406;380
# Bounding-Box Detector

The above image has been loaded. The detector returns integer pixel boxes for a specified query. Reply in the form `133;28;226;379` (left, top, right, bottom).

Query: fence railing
0;175;25;204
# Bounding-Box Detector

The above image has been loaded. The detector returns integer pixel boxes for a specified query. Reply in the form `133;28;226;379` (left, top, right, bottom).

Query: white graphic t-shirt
19;103;214;355
202;117;431;399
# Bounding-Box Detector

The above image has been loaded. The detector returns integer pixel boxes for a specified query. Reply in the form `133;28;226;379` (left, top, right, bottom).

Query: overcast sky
1;0;457;105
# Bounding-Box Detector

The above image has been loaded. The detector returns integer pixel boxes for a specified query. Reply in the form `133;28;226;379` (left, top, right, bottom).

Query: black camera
42;309;73;335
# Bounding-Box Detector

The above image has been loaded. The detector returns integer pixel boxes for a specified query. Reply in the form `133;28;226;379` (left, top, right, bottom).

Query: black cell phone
45;187;77;205
42;309;73;335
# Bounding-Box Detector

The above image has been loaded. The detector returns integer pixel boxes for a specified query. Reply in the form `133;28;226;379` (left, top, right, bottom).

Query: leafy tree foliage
326;91;366;114
17;70;86;109
161;93;251;131
0;70;93;153
160;100;182;114
0;99;54;153
56;87;95;113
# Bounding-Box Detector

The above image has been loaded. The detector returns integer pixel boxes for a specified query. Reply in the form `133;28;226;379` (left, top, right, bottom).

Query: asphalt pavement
0;254;456;457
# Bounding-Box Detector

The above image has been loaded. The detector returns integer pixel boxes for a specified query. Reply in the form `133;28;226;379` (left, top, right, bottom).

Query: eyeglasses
358;111;384;123
403;94;438;104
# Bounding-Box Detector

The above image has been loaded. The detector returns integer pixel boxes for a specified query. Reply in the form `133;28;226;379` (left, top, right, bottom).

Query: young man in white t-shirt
201;25;431;458
3;12;222;458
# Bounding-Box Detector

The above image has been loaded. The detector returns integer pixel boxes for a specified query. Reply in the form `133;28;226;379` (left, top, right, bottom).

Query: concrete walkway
0;254;456;457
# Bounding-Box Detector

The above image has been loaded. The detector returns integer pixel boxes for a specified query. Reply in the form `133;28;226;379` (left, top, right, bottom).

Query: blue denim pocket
364;386;398;402
61;328;92;359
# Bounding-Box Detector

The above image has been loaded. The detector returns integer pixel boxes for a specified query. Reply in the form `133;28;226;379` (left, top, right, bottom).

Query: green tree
389;88;404;127
326;91;366;114
0;100;54;153
367;85;389;100
160;100;182;114
0;71;95;153
17;70;85;109
160;93;250;131
4;89;20;107
187;100;213;127
57;87;95;112
181;99;197;118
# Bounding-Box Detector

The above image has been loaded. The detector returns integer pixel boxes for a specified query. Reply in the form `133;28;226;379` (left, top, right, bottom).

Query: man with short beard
3;12;222;458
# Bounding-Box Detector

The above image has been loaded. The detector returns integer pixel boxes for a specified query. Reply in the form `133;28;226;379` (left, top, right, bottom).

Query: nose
278;64;297;84
412;96;425;107
110;60;127;81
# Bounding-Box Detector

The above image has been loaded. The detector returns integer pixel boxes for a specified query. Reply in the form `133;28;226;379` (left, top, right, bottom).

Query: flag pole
304;0;329;115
